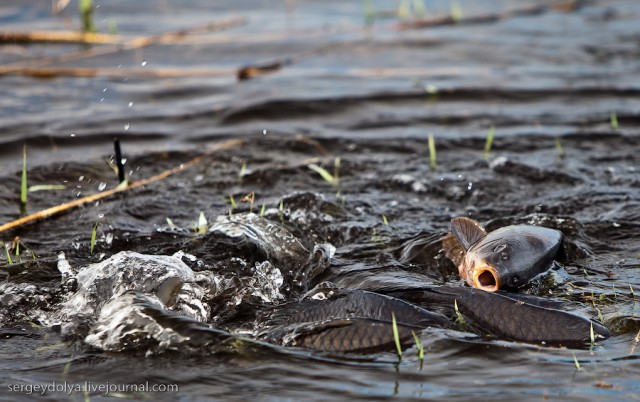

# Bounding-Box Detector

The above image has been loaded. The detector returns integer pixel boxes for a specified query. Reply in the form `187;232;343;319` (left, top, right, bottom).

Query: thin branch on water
0;31;121;44
0;17;246;76
0;139;245;233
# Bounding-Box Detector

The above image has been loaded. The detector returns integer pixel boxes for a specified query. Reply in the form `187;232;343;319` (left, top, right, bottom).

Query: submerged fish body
387;287;611;346
445;217;563;292
260;288;448;353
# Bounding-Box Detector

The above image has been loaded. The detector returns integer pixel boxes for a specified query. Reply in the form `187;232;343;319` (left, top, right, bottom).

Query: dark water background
0;0;639;400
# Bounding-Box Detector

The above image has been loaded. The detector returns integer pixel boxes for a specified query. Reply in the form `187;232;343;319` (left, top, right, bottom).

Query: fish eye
500;251;509;261
493;244;506;253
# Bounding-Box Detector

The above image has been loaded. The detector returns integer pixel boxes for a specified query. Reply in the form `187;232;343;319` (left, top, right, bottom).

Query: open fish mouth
472;266;500;292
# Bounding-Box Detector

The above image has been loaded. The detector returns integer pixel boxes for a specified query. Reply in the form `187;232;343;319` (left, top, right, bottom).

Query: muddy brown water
1;1;639;401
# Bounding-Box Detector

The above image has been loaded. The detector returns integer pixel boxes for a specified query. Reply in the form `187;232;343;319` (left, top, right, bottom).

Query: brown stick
0;139;245;233
0;16;246;76
8;66;235;79
0;31;123;45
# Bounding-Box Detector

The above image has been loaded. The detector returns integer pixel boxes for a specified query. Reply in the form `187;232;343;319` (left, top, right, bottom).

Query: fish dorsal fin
450;217;487;251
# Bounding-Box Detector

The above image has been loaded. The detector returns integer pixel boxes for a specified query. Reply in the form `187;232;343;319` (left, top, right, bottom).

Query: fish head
449;218;563;292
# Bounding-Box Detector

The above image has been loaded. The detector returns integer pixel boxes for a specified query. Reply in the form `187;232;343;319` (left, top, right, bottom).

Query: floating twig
0;139;245;233
0;17;246;76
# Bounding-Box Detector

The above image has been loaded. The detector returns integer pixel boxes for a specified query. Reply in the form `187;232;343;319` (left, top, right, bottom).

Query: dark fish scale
385;287;610;346
263;289;443;352
296;319;417;353
454;288;611;345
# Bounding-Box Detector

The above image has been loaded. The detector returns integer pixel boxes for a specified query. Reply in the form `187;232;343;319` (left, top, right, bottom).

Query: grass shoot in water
260;201;266;216
397;0;411;19
392;312;402;359
610;112;618;130
28;184;67;192
2;242;12;264
555;138;564;161
239;162;247;178
230;195;237;209
411;330;424;364
572;352;581;371
382;215;389;225
454;299;466;328
413;0;427;17
590;322;595;347
21;145;27;213
90;222;99;255
484;126;495;160
308;157;340;188
166;217;177;229
79;0;96;33
194;212;208;234
428;134;436;171
450;0;463;22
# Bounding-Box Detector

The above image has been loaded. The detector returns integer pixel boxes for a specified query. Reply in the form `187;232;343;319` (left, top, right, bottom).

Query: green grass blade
196;212;208;234
382;215;389;225
3;242;13;264
90;222;99;255
21;145;28;208
391;312;402;359
571;352;581;371
308;163;336;186
428;134;436;170
484;126;495;160
610;112;618;130
397;0;411;19
28;184;67;192
555;138;564;161
413;0;427;17
450;0;463;22
411;330;424;362
260;201;266;216
454;299;466;327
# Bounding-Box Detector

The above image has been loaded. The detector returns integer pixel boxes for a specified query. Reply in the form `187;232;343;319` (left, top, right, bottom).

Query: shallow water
1;1;639;401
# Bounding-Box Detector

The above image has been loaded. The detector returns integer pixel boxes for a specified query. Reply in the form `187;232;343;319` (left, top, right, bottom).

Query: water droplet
100;98;104;102
102;88;107;93
467;182;473;191
128;102;134;108
70;133;76;137
124;123;130;131
141;60;147;66
98;182;107;191
78;176;84;181
262;129;267;135
98;213;104;219
120;158;127;165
